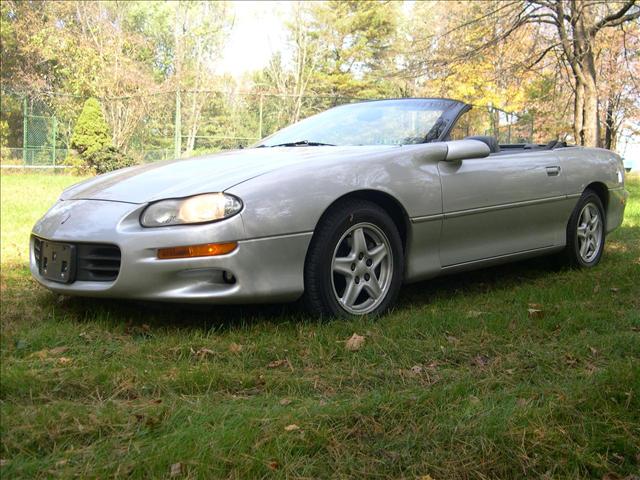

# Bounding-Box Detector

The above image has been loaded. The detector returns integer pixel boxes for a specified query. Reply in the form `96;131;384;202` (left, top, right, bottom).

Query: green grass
1;172;639;479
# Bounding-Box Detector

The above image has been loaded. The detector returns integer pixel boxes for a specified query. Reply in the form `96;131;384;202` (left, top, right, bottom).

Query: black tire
303;199;404;317
561;189;606;268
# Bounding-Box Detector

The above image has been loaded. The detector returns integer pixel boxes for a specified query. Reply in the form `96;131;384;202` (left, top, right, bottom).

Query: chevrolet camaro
31;98;629;316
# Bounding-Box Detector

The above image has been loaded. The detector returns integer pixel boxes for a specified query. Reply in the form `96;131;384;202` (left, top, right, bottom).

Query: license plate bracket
40;241;76;284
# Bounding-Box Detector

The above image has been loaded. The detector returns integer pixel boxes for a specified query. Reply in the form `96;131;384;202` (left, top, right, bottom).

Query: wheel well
585;182;608;211
317;190;410;251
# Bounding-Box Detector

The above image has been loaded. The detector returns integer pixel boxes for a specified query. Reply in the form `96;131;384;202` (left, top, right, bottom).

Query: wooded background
1;0;638;166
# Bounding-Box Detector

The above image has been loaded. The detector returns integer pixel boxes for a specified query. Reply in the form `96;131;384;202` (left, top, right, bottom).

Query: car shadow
56;254;564;332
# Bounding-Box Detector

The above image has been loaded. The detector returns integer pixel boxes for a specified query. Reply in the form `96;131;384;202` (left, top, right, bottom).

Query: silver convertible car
31;98;628;316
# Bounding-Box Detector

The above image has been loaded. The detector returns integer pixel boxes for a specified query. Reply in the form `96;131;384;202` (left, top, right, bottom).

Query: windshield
258;99;464;147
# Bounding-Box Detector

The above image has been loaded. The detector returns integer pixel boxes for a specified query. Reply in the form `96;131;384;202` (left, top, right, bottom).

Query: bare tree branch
591;0;638;34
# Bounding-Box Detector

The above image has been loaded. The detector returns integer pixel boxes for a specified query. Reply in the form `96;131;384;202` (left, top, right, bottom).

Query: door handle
546;166;561;176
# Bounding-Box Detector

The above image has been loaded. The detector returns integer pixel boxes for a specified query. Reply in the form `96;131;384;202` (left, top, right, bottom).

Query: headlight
140;193;243;227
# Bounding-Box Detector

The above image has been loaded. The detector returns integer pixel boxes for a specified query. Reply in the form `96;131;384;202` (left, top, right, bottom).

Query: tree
527;0;640;146
70;97;112;156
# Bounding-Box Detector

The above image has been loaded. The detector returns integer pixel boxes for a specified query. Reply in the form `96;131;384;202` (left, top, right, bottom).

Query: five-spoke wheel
562;189;606;267
331;223;393;314
303;199;403;317
576;202;603;263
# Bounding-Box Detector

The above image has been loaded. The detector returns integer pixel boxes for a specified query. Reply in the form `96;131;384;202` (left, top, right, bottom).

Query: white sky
216;1;293;78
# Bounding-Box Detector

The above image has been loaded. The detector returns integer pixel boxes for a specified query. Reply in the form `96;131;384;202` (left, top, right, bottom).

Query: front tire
303;200;404;317
561;189;606;268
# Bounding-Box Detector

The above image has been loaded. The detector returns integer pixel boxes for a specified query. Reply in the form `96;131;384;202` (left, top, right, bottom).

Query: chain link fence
1;89;532;170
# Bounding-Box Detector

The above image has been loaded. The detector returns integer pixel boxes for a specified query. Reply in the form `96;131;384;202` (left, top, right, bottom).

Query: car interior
461;135;569;155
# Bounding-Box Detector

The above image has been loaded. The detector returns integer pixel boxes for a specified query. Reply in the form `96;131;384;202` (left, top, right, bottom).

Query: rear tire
303;200;404;317
561;189;606;268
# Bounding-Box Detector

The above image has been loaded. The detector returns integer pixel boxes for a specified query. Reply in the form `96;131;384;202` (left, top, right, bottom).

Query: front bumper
30;199;312;303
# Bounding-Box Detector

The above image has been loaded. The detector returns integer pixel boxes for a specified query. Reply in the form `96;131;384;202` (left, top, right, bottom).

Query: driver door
437;150;567;267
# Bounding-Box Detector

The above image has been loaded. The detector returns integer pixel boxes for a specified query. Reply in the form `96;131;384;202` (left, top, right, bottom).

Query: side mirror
444;139;490;162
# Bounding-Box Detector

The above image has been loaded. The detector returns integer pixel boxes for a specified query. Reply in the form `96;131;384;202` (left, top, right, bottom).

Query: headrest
464;135;500;153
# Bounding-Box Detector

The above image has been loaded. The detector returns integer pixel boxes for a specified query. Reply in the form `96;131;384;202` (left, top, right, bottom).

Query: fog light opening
222;271;236;284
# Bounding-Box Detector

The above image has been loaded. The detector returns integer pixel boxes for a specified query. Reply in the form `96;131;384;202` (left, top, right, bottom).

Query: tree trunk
582;78;599;147
604;98;614;150
574;80;585;144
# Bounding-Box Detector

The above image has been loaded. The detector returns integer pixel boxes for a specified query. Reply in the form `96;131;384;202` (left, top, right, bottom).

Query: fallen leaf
527;308;544;319
267;460;279;471
426;361;439;370
445;335;460;345
30;346;68;360
195;348;215;359
564;353;578;366
602;473;621;480
170;462;182;477
58;357;72;365
589;346;598;357
284;424;300;432
410;365;423;375
469;395;481;404
471;354;490;367
267;359;287;368
279;398;292;406
345;333;365;351
228;343;243;353
528;303;544;309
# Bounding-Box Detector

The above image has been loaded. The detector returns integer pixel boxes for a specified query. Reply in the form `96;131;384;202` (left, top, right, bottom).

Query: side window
449;108;533;143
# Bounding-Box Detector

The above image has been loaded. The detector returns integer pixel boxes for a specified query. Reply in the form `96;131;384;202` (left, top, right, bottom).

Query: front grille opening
33;238;42;265
77;244;121;282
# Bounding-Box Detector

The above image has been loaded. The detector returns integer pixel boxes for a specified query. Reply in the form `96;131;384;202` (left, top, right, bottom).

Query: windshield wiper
259;140;335;148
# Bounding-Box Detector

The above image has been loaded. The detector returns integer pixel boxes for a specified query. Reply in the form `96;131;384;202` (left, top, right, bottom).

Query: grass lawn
1;172;639;479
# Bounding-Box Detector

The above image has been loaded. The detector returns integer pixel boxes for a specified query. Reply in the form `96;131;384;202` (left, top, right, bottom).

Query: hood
61;145;397;204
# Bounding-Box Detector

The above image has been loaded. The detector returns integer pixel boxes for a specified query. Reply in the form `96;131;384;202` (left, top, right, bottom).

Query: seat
464;135;500;153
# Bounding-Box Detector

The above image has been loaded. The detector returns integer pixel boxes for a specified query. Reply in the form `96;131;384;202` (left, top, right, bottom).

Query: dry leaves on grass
527;306;544;318
228;342;243;353
284;424;300;432
445;334;460;345
279;398;292;406
471;354;491;368
345;333;365;351
29;346;68;361
170;462;182;477
192;347;215;359
267;359;289;369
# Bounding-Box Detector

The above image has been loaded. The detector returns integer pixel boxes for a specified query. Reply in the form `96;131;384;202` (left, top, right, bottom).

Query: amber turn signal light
157;242;237;259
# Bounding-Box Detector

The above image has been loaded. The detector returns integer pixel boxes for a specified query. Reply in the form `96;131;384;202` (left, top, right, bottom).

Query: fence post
258;94;264;140
51;116;57;165
174;89;182;159
530;113;535;142
22;97;27;165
